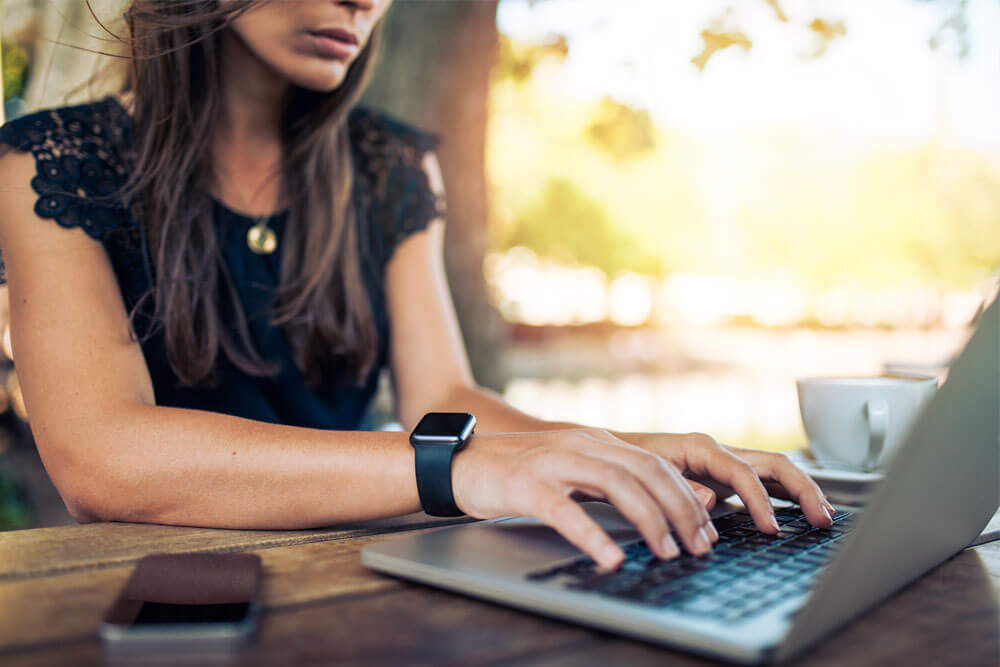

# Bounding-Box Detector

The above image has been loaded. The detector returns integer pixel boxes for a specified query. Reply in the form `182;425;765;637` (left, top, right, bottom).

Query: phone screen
129;601;253;626
102;552;261;641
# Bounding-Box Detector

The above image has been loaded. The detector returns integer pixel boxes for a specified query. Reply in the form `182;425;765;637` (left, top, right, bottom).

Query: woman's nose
336;0;377;12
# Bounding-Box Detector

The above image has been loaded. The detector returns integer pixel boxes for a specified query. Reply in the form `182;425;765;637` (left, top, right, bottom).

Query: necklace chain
213;163;281;255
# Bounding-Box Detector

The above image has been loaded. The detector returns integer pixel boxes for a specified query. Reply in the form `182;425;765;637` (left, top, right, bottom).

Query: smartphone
100;552;262;658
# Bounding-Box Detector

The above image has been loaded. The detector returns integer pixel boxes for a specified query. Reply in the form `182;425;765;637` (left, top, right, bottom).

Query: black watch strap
414;445;464;517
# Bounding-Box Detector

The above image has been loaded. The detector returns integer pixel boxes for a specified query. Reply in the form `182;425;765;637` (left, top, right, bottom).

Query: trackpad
494;501;641;548
411;502;642;574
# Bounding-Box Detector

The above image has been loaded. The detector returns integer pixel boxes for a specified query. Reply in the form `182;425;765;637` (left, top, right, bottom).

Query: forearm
426;384;578;433
54;403;419;528
427;386;654;447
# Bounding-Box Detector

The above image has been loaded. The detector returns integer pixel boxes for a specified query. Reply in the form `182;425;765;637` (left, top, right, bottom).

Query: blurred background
1;0;997;529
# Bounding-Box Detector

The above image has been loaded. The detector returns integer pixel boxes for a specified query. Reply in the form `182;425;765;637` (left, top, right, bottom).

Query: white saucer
785;450;884;483
785;449;884;507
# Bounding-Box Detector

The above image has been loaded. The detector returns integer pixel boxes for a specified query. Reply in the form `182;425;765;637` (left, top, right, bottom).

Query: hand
451;428;717;569
625;432;835;533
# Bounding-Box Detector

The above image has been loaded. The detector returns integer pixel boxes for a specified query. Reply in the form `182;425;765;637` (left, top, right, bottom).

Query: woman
0;0;832;570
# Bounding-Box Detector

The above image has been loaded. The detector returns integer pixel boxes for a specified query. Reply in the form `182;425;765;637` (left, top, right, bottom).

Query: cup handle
862;397;889;472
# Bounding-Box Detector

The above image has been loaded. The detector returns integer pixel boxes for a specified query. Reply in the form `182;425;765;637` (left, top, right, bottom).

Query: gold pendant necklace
246;216;278;255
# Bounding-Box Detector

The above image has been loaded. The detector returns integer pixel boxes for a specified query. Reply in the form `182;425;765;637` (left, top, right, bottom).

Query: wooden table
1;514;997;666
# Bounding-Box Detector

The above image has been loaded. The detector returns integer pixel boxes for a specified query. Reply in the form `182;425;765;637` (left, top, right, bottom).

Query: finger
532;486;625;569
688;485;719;543
689;478;735;504
721;445;836;515
560;453;682;560
752;454;833;527
577;434;713;554
685;480;721;541
763;482;835;525
689;445;779;534
686;479;718;510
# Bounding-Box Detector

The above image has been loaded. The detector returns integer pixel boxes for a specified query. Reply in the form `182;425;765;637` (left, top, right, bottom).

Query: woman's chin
286;63;351;93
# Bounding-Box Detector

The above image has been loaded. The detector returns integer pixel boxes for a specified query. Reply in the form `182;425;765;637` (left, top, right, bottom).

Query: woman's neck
211;28;289;214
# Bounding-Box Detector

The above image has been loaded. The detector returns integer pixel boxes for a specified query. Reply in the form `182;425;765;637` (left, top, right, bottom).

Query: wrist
410;412;476;517
450;436;477;515
450;434;507;519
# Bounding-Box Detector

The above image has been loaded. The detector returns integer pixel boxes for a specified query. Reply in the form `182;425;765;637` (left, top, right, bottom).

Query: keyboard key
796;553;829;566
726;528;758;539
687;571;732;588
774;507;802;517
678;596;724;615
719;563;756;578
531;506;853;623
713;513;752;532
728;542;759;554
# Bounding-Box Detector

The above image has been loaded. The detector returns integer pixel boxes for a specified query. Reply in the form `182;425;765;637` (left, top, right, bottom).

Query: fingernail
822;505;833;523
661;534;680;559
693;528;711;554
697;489;714;507
706;521;719;542
601;544;623;568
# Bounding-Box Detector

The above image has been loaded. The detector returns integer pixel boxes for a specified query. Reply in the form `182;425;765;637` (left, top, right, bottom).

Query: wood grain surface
0;520;996;666
0;513;472;580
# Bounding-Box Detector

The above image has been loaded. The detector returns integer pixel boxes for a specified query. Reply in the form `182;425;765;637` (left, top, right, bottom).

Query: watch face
411;412;476;446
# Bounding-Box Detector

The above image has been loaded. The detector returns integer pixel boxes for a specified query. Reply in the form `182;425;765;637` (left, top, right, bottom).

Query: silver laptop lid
778;294;999;660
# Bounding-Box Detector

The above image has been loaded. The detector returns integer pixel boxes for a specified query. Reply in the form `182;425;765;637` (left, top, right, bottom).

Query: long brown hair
117;0;381;387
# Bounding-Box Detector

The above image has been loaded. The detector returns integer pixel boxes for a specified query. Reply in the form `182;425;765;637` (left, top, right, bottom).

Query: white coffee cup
796;375;937;472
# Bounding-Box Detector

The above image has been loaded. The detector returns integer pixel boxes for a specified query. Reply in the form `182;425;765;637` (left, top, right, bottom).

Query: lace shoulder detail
0;98;133;241
348;106;446;267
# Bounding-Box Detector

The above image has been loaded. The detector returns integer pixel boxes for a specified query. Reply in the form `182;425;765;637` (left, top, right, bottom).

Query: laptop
362;295;999;664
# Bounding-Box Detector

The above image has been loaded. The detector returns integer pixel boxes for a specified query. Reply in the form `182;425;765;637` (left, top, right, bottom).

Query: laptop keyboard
526;506;855;622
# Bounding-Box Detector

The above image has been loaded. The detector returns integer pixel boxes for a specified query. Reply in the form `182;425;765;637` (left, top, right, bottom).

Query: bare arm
0;149;421;528
2;141;825;570
385;153;562;433
387;154;834;535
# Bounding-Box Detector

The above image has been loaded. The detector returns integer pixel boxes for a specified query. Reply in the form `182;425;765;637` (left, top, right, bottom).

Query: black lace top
0;96;444;428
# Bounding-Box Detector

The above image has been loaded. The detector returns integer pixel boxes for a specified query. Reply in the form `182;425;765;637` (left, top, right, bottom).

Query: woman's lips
306;30;359;60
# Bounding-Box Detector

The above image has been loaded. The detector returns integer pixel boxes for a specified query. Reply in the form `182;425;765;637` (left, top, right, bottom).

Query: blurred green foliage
739;143;1000;289
495;32;567;84
2;42;30;100
586;98;657;162
0;471;30;531
501;178;662;275
489;31;1000;289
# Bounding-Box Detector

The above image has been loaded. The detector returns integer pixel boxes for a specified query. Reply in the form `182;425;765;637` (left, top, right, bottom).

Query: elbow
64;496;101;524
49;461;119;524
56;469;149;525
35;424;144;525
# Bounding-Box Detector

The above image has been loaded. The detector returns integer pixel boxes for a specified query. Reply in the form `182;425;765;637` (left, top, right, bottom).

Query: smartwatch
410;412;476;517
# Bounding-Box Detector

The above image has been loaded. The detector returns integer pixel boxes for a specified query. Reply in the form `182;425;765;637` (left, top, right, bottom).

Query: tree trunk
362;0;507;391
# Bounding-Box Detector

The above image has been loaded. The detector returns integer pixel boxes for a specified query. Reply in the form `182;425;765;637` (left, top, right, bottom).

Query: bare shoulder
0;147;108;262
0;143;151;403
0;146;36;196
0;147;42;227
0;147;45;245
